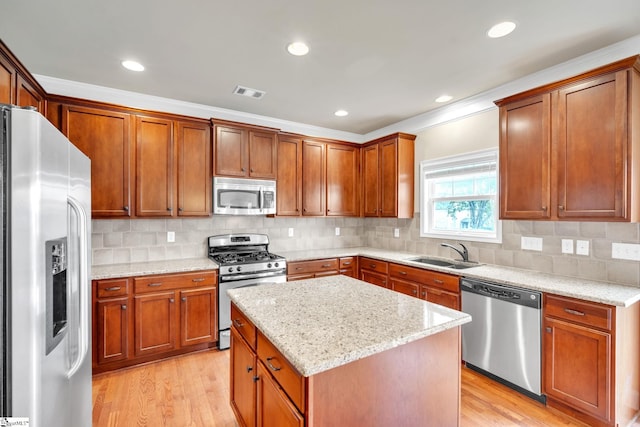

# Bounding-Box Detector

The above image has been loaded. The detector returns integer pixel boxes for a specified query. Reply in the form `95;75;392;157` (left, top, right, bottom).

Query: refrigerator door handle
66;196;89;378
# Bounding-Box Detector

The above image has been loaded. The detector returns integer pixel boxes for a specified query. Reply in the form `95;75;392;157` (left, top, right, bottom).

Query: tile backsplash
92;214;640;287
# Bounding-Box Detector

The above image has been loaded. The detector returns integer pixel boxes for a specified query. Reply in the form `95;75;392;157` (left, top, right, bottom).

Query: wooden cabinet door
180;287;217;347
362;144;380;217
16;74;43;112
0;53;15;105
176;120;211;216
499;94;551;219
215;125;247;177
256;363;304;427
326;144;359;216
96;297;130;364
302;140;326;216
543;317;611;421
277;135;302;216
360;270;388;289
249;130;277;179
422;286;460;310
556;71;627;220
379;138;398;217
62;105;132;217
134;291;178;357
390;278;419;298
231;328;257;427
135;116;175;217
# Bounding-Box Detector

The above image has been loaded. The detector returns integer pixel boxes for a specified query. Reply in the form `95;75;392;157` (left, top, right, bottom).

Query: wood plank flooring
92;349;593;426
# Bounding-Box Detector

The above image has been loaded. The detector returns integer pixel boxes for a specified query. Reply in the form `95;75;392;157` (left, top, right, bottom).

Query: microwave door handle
259;188;263;210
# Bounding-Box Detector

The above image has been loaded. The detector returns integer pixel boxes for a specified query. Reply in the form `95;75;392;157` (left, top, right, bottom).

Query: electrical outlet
335;227;340;236
167;231;175;243
521;236;543;251
612;242;640;260
561;239;573;254
394;228;400;238
288;228;294;237
576;240;589;256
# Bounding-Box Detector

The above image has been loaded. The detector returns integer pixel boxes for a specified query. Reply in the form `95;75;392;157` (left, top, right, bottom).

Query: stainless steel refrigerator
0;104;92;426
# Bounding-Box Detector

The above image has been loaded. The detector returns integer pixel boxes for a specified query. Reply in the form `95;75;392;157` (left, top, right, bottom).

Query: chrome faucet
441;242;469;262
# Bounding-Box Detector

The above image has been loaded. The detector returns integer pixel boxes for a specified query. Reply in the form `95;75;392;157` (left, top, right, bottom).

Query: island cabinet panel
93;270;218;374
496;56;640;221
306;327;460;427
135;116;175;217
543;293;640;427
231;303;257;349
257;363;304;427
213;120;278;179
176;121;211;216
276;134;303;216
361;133;415;219
62;105;132;218
326;143;359;216
230;327;257;427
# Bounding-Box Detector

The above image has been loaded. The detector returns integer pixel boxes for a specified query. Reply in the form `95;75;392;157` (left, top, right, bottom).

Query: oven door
217;274;286;349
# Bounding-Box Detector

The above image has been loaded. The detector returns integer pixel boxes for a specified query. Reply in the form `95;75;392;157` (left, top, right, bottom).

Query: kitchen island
228;275;471;427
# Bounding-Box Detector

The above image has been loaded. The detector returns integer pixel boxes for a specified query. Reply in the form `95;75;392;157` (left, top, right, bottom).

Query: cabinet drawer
544;294;612;331
96;278;130;298
359;257;388;274
288;258;338;275
339;257;356;269
134;271;217;293
389;263;428;283
425;270;459;293
231;303;257;350
257;332;305;414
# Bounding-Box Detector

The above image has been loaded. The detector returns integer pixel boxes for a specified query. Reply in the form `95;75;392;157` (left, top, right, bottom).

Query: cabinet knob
181;297;186;302
121;304;127;310
412;289;417;295
253;376;259;383
558;205;564;210
170;298;175;303
167;207;172;211
178;207;183;212
241;168;246;172
545;327;552;333
541;206;547;211
246;366;253;373
421;291;426;298
250;168;254;173
123;206;129;212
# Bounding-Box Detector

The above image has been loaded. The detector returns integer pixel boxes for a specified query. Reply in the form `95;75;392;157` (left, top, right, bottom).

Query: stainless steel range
208;234;286;349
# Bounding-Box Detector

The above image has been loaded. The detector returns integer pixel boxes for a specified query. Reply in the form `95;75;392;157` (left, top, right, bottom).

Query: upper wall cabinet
212;119;278;179
362;133;415;219
496;56;640;221
276;133;303;216
0;40;46;112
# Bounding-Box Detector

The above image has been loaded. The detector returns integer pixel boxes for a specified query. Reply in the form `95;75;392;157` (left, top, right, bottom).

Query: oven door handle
221;270;287;282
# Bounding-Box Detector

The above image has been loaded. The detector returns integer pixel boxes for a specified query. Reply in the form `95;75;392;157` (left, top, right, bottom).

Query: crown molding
35;33;640;143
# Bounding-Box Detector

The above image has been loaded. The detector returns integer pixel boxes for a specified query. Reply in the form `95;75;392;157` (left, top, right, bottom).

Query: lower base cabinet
257;363;304;427
230;327;257;427
92;270;218;373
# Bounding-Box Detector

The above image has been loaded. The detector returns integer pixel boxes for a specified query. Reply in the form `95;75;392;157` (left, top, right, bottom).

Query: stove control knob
274;262;279;268
267;263;272;268
228;267;233;273
237;266;242;272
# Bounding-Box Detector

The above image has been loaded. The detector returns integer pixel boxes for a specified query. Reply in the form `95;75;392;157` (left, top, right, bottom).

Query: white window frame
420;148;502;244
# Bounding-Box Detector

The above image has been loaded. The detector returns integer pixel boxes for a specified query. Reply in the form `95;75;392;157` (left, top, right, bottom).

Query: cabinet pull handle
434;279;444;285
564;308;585;316
181;297;187;302
233;319;244;328
105;286;121;291
369;264;376;268
399;271;407;275
321;264;332;268
121;304;127;310
192;278;205;282
421;291;426;297
412;289;417;295
246;366;253;373
148;283;163;287
295;267;303;271
343;262;351;266
265;357;282;372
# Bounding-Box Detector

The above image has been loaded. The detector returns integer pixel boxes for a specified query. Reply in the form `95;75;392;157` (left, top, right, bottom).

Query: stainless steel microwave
213;177;276;215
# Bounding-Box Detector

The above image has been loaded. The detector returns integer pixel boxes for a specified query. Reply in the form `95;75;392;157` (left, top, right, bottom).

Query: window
420;148;501;243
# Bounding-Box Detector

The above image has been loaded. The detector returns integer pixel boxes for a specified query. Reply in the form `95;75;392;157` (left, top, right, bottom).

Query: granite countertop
278;247;640;307
228;275;471;377
91;257;218;280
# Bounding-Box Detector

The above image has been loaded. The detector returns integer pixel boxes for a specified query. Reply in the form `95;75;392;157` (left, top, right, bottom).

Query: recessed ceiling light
334;110;349;117
487;21;516;38
435;95;453;103
121;60;144;72
287;42;309;56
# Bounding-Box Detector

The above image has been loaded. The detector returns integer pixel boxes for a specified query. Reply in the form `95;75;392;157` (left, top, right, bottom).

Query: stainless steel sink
408;257;480;270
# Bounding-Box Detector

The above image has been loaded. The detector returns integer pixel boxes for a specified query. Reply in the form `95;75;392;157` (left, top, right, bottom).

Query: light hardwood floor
92;349;592;427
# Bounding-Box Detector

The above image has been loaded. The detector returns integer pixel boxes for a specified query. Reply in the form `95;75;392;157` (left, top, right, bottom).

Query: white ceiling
2;0;640;136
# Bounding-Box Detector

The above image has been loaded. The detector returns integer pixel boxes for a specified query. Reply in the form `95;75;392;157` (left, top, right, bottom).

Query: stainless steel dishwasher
461;277;545;402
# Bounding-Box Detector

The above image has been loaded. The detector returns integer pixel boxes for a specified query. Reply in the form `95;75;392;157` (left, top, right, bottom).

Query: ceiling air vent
233;85;266;100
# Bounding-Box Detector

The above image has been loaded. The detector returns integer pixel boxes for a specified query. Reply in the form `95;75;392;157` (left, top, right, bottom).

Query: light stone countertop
279;247;640;307
227;275;471;377
91;257;218;280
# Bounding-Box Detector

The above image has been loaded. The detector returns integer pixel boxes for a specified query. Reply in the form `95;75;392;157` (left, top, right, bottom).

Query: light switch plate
576;240;589;256
167;231;175;243
288;228;294;237
612;242;640;260
561;239;573;254
521;236;543;251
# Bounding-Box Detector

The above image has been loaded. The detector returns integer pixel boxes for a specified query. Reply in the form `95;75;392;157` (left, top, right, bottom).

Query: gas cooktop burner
211;251;280;265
